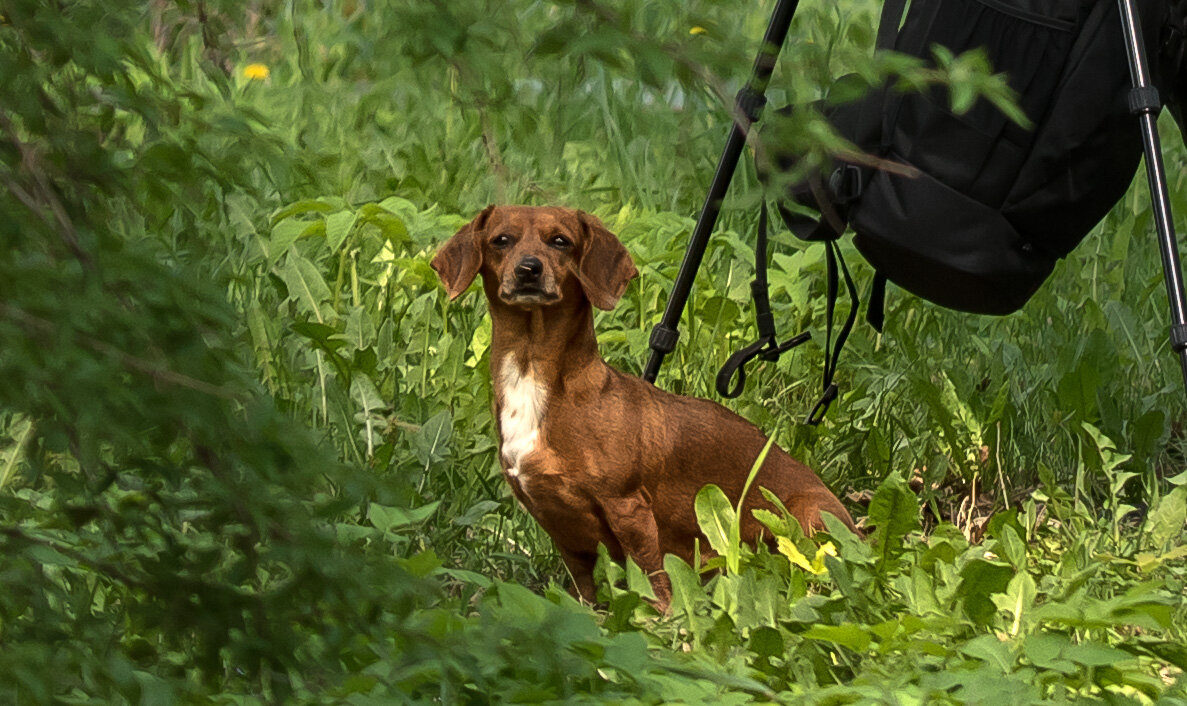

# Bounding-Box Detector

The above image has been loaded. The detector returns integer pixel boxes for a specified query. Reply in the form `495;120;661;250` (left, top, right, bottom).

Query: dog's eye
490;234;513;249
549;235;572;250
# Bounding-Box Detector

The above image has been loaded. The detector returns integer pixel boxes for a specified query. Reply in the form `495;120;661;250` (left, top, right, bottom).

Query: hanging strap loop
806;238;859;424
717;201;812;398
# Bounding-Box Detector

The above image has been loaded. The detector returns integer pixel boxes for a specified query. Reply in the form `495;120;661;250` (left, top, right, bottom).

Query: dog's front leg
600;491;672;611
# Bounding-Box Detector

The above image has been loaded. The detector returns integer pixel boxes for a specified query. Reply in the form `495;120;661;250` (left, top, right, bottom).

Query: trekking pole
1117;0;1187;394
643;0;801;384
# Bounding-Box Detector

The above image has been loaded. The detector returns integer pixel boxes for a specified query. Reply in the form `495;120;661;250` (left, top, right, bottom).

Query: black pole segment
642;0;801;384
1116;0;1187;393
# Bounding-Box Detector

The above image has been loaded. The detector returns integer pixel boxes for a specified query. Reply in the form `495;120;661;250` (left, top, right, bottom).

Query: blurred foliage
1;0;1186;702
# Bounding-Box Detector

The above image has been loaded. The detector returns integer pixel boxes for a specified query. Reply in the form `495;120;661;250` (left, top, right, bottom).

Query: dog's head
431;205;638;310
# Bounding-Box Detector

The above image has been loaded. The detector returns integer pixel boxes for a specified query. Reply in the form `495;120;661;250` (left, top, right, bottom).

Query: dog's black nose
515;257;543;284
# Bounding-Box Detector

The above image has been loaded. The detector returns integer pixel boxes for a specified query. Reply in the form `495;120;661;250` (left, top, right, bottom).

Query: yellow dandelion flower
243;63;270;80
689;26;707;35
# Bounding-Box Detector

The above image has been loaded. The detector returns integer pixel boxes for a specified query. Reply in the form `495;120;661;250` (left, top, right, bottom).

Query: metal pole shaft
1116;0;1187;393
643;0;801;383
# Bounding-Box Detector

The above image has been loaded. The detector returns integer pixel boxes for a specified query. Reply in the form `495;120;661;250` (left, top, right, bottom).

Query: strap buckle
716;331;811;399
828;164;865;203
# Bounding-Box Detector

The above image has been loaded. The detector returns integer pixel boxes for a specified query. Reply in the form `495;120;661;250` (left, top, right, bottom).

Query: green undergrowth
4;0;1187;703
273;466;1187;704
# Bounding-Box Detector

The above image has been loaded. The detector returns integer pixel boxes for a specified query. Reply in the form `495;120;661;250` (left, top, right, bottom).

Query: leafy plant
2;0;1186;702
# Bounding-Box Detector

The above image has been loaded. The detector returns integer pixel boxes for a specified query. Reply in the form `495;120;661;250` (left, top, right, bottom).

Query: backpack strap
876;0;908;51
724;0;906;412
867;271;887;333
807;238;859;424
717;201;811;398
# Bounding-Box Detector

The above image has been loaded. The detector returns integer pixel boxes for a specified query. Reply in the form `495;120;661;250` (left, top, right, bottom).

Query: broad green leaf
0;415;34;491
752;508;786;536
957;558;1014;627
1146;485;1187;549
369;501;440;532
453;500;500;527
1135;544;1187;573
360;203;410;245
868;473;921;570
778;536;815;573
601;632;651;674
282;253;332;323
271;198;336;224
377;196;417;218
325;209;358;252
821;512;871;564
802;623;873;653
26;544;75;567
439;567;492;589
625;557;657;601
663;554;709;636
1065;641;1133;667
1023;633;1077;674
395;256;440;290
748;626;784;660
960;634;1015;673
1081;422;1133;474
490;581;549;623
466;317;491;368
350;373;385;413
342;306;376;351
269;218;308;261
413;411;453;466
290;321;347;351
992;571;1037;636
759;487;798;531
694;483;735;563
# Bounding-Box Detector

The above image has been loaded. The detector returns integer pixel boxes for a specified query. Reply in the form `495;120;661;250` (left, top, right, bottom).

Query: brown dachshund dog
432;205;857;609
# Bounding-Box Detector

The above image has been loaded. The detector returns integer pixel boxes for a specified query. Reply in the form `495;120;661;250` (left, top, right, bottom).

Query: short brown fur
432;205;857;609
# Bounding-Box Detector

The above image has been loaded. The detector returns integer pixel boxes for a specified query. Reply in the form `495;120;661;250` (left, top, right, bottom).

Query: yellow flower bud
243;63;270;80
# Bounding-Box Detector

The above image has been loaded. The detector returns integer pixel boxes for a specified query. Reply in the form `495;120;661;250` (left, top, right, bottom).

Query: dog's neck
488;299;604;390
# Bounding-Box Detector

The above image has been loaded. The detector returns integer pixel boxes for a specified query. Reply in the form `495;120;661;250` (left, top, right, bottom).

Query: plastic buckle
828;164;864;203
716;331;811;398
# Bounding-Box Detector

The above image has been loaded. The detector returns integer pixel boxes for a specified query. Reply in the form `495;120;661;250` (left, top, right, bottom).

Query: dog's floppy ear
576;211;639;311
431;205;495;300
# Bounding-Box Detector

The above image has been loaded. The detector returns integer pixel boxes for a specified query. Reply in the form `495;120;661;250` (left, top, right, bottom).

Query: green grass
3;0;1187;702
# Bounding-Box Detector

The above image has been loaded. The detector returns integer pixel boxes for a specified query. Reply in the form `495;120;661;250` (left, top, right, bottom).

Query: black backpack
733;0;1187;419
775;0;1185;314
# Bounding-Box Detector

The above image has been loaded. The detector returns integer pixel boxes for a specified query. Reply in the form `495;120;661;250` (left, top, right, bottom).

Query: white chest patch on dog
497;354;547;482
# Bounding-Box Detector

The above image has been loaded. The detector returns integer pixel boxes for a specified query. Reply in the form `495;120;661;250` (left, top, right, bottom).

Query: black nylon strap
716;200;812;399
876;0;909;51
752;202;778;343
861;0;910;170
718;202;775;398
807;240;859;424
867;272;887;332
756;201;771;302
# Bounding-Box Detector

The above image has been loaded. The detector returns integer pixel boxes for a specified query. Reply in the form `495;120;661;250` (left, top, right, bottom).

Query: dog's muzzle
515;256;543;286
503;255;558;304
